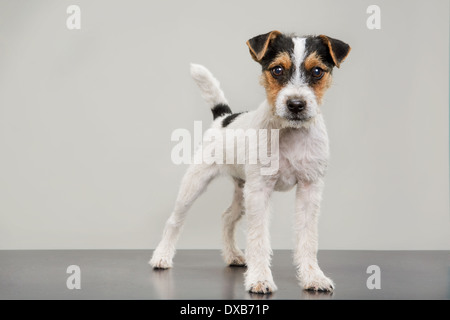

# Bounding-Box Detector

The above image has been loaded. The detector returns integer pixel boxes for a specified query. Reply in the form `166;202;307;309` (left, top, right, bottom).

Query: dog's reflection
221;265;247;299
246;292;274;300
150;264;334;300
150;268;174;299
301;289;333;300
150;265;247;299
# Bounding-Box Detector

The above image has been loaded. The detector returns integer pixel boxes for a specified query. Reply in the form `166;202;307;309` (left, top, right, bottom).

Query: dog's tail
190;63;232;120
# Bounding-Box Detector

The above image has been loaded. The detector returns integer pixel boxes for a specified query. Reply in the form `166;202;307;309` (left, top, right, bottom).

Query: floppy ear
246;30;282;62
319;35;351;68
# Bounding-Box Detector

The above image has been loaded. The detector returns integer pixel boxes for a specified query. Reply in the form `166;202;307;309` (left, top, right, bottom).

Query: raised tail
190;63;232;120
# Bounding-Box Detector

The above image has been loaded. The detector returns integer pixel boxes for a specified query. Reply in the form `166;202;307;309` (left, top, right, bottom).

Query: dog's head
247;31;350;127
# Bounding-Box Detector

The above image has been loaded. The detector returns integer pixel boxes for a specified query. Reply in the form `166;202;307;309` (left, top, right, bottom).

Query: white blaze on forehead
291;37;307;84
292;37;307;67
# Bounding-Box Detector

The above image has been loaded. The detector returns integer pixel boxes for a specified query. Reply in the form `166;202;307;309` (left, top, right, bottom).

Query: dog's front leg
243;170;277;294
294;179;334;291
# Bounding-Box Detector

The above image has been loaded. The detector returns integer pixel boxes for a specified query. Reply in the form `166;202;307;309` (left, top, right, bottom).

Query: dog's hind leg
222;178;246;267
150;163;219;269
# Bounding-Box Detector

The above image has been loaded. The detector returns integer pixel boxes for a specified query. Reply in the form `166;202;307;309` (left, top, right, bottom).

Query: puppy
150;30;350;294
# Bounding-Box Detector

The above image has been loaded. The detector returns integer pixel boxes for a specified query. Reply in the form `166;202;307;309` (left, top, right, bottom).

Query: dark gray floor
0;250;449;299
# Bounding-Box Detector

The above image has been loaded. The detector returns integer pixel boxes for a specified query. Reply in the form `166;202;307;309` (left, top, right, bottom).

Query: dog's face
247;31;350;127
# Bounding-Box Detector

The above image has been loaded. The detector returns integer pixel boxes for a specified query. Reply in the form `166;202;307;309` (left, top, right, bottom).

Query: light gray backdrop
0;0;449;250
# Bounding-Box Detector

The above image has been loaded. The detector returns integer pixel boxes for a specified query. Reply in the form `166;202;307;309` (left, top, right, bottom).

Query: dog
150;30;350;294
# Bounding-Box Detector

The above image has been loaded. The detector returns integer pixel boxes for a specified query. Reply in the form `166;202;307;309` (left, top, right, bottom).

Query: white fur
190;63;228;108
292;37;307;85
150;62;333;294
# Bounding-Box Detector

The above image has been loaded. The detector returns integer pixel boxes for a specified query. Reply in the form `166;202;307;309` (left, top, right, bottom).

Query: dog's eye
270;66;284;77
312;67;324;79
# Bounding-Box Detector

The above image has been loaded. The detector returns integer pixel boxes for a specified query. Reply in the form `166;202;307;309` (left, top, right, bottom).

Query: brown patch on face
304;51;327;71
304;51;332;104
261;70;283;110
260;52;293;110
268;51;292;70
312;72;332;104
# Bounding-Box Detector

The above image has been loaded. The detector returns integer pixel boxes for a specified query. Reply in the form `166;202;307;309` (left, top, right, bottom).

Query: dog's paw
149;255;173;269
301;274;335;292
247;280;277;294
224;253;246;267
228;255;246;267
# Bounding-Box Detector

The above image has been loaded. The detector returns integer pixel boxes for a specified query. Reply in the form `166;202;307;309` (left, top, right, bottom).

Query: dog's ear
319;35;351;68
246;30;282;62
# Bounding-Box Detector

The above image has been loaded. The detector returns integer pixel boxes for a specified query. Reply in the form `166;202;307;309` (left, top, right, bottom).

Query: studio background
0;0;449;250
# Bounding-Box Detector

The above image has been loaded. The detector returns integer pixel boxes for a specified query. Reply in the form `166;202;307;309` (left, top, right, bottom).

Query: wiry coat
150;31;350;293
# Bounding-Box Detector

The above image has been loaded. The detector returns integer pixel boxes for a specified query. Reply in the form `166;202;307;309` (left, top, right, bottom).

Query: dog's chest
274;125;329;191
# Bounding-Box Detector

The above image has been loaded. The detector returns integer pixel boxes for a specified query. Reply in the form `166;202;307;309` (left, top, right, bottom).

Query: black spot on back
222;112;246;127
212;103;232;120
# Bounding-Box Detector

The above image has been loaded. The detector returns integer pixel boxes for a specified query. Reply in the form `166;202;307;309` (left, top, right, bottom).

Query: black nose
287;99;306;113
